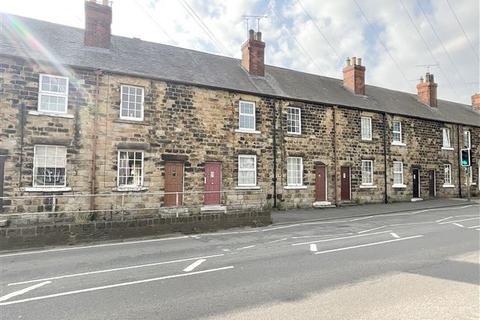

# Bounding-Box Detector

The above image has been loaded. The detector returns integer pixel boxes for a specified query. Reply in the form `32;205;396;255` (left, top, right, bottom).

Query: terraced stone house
0;0;479;220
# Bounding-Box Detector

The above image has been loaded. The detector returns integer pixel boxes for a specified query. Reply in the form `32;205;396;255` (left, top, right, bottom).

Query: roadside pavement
272;198;479;224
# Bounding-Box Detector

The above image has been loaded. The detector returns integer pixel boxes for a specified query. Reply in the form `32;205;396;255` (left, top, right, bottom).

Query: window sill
235;129;261;134
286;132;302;136
235;186;261;190
391;142;406;147
115;118;146;125
392;184;407;188
25;187;72;192
361;138;373;142
113;186;148;192
359;184;377;189
441;147;454;151
284;185;308;190
442;184;455;188
28;110;74;119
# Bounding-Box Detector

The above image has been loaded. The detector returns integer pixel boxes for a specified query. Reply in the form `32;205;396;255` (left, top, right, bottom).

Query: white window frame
287;107;302;135
33;145;67;188
443;164;453;187
361;160;374;186
117;150;145;188
442;127;452;150
463;130;471;149
286;157;303;187
38;74;69;114
392;161;405;187
237;155;257;187
361;117;372;141
120;85;145;121
238;101;256;132
392;121;403;145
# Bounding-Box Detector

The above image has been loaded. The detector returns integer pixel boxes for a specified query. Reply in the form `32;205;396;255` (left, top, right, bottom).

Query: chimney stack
241;29;265;76
472;93;480;112
343;56;366;95
416;73;437;108
84;0;112;49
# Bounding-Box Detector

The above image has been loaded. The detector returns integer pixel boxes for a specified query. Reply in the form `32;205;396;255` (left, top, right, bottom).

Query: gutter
383;112;388;203
333;106;338;206
90;69;102;212
457;124;462;198
272;101;277;209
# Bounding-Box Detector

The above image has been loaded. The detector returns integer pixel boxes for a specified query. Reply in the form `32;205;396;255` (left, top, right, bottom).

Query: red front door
315;165;327;201
340;166;351;201
204;162;221;205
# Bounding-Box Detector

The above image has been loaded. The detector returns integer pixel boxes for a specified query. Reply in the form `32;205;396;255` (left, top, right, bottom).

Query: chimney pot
248;29;255;40
241;29;266;76
343;56;366;95
256;31;262;41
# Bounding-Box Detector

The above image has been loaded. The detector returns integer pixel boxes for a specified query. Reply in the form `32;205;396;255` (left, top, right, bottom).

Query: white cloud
1;0;478;103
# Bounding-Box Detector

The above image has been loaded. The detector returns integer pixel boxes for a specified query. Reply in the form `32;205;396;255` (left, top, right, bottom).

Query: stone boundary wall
0;210;272;250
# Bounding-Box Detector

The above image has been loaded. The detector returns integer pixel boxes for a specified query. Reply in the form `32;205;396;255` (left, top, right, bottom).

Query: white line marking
358;226;386;234
267;238;288;243
236;245;256;250
452;223;464;228
0;236;189;258
291;232;353;239
0;266;234;306
439;217;479;224
8;254;224;286
436;216;453;223
0;281;51;302
467;225;480;229
309;244;318;252
183;259;206;272
390;232;400;239
291;230;392;246
349;216;374;221
314;235;424;255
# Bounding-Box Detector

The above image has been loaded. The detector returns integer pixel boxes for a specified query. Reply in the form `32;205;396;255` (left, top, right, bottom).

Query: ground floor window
238;155;256;186
443;164;452;186
287;157;303;186
361;160;373;185
118;151;144;187
393;161;404;186
33;145;67;187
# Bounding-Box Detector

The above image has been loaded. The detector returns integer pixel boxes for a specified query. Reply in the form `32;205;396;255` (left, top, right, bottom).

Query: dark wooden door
340;166;351;201
204;162;221;205
0;156;4;211
413;168;420;198
315;165;327;201
428;170;436;197
164;162;184;207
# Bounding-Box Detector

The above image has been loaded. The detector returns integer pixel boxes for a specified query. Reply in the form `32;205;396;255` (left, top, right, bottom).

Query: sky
1;0;479;104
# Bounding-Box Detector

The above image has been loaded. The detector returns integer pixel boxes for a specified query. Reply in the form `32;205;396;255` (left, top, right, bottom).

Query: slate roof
1;13;479;127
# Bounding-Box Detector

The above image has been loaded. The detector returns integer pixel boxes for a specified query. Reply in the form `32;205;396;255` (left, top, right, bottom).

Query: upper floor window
361;160;374;185
442;128;452;149
33;145;67;187
463;130;471;149
392;121;402;143
393;161;404;186
238;101;256;131
38;74;69;114
120;85;144;121
361;117;372;141
238;155;257;187
287;157;303;186
117;151;144;188
287;107;301;134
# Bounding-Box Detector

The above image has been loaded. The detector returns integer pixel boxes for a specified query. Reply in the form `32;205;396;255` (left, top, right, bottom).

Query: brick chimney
343;57;366;95
416;73;437;108
472;93;480;112
84;0;112;49
241;29;265;76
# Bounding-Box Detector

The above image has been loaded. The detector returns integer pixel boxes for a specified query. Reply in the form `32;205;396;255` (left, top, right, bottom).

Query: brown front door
315;165;327;201
204;162;221;205
340;166;351;201
413;168;420;198
428;170;436;197
0;156;5;211
164;161;184;207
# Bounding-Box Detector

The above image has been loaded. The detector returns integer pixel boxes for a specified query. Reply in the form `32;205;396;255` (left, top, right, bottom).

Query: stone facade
1;53;479;223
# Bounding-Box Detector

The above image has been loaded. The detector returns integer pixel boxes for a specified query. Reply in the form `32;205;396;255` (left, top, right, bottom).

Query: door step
411;198;424;202
313;201;335;208
200;205;227;213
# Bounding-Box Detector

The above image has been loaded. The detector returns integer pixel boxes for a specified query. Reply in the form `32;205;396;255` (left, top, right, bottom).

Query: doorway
315;165;327;202
340;166;351;201
413;168;420;198
428;170;436;198
164;161;184;207
204;162;221;205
